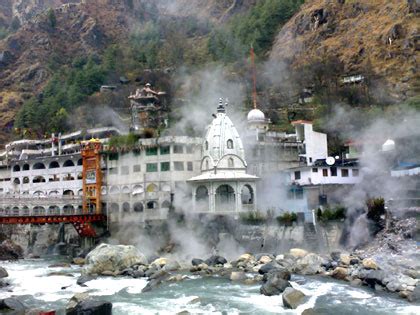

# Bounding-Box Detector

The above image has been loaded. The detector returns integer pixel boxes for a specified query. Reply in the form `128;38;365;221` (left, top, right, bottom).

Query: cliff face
269;0;419;101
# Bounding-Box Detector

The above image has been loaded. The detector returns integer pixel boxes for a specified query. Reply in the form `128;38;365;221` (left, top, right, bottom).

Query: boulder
350;258;360;265
260;272;291;296
67;292;90;310
162;259;181;272
72;257;86;265
0;267;8;278
259;256;273;264
0;297;26;312
49;262;71;268
238;253;255;262
67;299;112;315
142;271;170;293
275;254;285;261
363;270;385;287
339;254;351;265
332;267;348;280
408;285;420;303
263;269;291;282
205;255;227;266
82;243;148;275
362;258;378;270
282;287;306;309
330;251;341;261
0;239;24;260
132;270;145;278
191;258;204;266
295;253;324;275
151;257;168;267
289;248;308;259
230;271;247;281
258;262;281;275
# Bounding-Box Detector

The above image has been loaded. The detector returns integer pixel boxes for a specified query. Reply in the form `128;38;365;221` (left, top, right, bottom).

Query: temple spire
250;46;257;110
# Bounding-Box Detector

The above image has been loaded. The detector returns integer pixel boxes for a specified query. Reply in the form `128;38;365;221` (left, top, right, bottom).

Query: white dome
247;109;265;122
202;102;246;169
382;139;395;152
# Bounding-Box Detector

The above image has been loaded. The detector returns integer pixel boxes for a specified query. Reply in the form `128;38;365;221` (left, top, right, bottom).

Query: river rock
0;297;26;312
363;270;385;287
67;299;112;315
332;267;348;280
205;255;227;266
330;251;341;261
258;261;282;275
191;258;204;266
282;287;306;309
77;275;97;286
152;257;168;267
260;272;291;296
408;285;420;302
162;259;181;272
0;239;24;260
230;271;247;281
362;258;378;270
0;267;8;278
132;270;145;278
82;243;148;275
275;254;285;261
295;253;324;275
142;271;170;293
238;253;255;262
72;257;86;265
49;262;71;268
339;254;351;265
259;255;273;264
289;248;308;259
67;292;90;310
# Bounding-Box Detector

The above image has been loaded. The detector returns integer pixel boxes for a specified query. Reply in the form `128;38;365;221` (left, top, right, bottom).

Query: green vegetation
107;133;139;149
366;197;385;223
240;211;267;225
276;212;297;225
0;27;9;40
316;206;346;222
47;8;57;28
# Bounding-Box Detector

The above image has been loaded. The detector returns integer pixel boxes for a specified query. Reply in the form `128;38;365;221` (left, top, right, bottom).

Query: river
1;257;419;314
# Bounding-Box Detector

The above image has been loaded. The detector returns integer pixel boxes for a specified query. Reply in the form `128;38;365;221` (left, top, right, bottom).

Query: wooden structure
82;139;103;214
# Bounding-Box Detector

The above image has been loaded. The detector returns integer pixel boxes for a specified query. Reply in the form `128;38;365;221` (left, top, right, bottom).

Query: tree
47;8;57;28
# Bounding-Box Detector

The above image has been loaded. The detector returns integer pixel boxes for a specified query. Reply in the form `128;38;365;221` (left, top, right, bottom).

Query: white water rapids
0;258;419;314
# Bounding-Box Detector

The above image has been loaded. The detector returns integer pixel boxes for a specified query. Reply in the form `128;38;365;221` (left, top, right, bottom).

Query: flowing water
1;258;419;315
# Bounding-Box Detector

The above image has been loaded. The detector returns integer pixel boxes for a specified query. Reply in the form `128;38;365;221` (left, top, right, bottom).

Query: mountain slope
269;0;419;101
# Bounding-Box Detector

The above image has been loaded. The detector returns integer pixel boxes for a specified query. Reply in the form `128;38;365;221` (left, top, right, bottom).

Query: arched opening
101;186;107;195
33;191;45;197
23;177;29;184
77;159;83;166
13;165;20;172
33;162;46;170
110;203;119;213
227;139;233;149
49;190;59;196
48;205;60;215
133;202;144;212
33;206;45;216
33;176;46;183
216;184;235;211
132;185;144;195
12;207;19;215
196;186;208;201
109;186;119;195
63;174;75;181
63;190;74;196
77;189;83;196
161;200;171;209
122;202;130;212
63;160;75;167
13;178;20;185
77;173;83;180
49;161;60;168
23;164;30;171
228;157;234;168
147;201;158;209
122;186;130;194
161;184;171;192
63;204;75;215
146;183;158;193
241;184;254;204
206;160;209;170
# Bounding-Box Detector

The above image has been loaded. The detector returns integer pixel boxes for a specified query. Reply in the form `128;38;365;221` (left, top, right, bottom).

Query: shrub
240;211;266;225
317;206;346;221
366;197;385;224
276;212;297;226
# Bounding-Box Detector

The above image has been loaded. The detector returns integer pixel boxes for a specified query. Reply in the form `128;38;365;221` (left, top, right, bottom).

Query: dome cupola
247;108;265;122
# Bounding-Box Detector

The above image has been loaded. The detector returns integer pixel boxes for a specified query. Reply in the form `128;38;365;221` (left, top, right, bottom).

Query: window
173;145;184;154
109;168;118;175
109;153;119;161
13;165;20;172
160;146;170;155
352;169;359;177
186;145;193;154
187;162;193;171
341;169;349;177
309;157;313;163
121;166;129;175
174;162;184;171
295;188;304;199
322;169;328;177
312;168;318;173
146;163;158;172
227;139;233;149
146;147;158;156
294;171;301;180
23;164;30;171
133;165;141;172
228;158;234;168
161;162;170;172
331;167;337;176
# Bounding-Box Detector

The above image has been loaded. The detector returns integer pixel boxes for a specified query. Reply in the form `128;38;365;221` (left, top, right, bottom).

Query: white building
188;100;258;214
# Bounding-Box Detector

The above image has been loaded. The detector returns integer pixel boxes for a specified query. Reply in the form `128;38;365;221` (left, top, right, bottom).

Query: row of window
294;168;359;180
12;160;82;172
145;145;195;156
109;161;194;175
